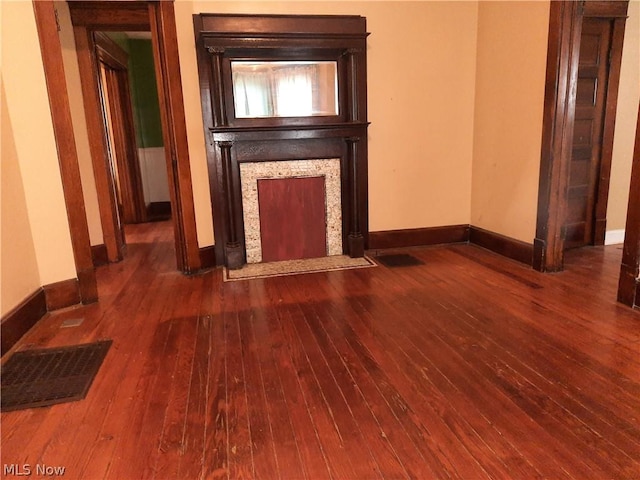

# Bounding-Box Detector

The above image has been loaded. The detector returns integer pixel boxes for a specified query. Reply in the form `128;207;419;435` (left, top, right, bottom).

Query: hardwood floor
2;221;639;479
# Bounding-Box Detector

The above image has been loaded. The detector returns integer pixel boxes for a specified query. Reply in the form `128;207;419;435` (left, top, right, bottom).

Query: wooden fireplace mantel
194;14;370;269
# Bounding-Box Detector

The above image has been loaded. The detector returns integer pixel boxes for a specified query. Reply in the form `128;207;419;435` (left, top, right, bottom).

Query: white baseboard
605;229;625;245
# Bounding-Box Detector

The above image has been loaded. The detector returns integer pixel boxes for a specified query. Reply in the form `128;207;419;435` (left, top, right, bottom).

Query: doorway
95;32;148;231
96;31;173;233
67;0;201;273
564;16;622;249
535;0;631;270
535;0;640;307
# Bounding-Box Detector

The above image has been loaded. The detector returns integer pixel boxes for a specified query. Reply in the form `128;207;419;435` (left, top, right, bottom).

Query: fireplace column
217;141;243;269
345;47;365;258
346;137;364;257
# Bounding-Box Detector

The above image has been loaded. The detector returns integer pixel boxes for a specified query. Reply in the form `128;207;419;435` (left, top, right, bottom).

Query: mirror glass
232;61;339;118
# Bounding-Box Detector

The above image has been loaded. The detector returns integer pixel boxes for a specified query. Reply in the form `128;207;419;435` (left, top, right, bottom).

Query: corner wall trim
43;278;81;311
470;226;534;266
91;244;109;267
1;289;47;356
368;225;470;250
199;245;217;270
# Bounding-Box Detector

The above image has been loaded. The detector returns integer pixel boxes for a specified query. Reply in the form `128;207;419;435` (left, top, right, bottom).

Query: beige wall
1;1;77;314
607;0;640;233
174;0;216;245
1;83;41;317
470;1;550;243
177;1;479;241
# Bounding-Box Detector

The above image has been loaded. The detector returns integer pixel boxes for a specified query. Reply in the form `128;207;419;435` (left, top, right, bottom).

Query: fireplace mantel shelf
210;122;370;134
210;123;369;144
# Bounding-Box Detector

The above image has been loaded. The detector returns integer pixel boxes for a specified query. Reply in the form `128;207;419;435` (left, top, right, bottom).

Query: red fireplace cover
257;176;327;262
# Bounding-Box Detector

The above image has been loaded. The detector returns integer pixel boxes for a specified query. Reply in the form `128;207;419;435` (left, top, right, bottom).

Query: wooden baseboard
1;288;47;356
91;244;109;267
199;245;217;270
368;225;470;250
43;278;81;311
594;218;607;246
77;267;99;304
368;224;533;266
1;278;83;356
532;237;546;272
146;201;171;221
470;226;533;266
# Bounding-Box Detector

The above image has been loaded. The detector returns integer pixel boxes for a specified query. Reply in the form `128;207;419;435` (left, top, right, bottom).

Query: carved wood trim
346;136;364;257
206;47;228;127
194;14;370;267
216;140;243;269
346;48;360;122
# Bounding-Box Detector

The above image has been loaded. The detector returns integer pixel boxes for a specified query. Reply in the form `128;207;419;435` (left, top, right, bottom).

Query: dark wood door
258;176;327;262
565;18;613;249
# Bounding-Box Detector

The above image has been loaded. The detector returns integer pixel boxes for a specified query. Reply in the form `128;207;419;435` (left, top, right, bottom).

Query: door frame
618;101;640;308
67;0;200;272
534;0;628;271
94;32;147;225
32;0;98;303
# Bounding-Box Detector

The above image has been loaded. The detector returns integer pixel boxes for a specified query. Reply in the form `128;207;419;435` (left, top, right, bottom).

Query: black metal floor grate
1;340;112;412
375;253;424;267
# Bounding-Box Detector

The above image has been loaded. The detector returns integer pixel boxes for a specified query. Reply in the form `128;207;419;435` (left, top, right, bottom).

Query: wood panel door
564;18;613;249
258;177;327;262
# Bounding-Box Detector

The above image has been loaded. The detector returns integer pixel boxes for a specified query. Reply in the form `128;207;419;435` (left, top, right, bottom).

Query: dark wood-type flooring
2;221;639;479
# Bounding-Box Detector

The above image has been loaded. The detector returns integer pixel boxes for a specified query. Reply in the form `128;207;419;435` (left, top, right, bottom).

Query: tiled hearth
240;159;342;264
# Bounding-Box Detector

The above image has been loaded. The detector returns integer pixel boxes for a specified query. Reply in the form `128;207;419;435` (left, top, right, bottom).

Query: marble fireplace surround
240;159;343;264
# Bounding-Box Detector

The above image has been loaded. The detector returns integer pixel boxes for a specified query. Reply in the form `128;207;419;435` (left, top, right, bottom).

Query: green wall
103;34;163;148
128;39;163;148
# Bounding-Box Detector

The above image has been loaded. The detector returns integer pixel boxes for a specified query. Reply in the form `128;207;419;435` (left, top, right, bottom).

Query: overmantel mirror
231;60;339;118
194;14;370;269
